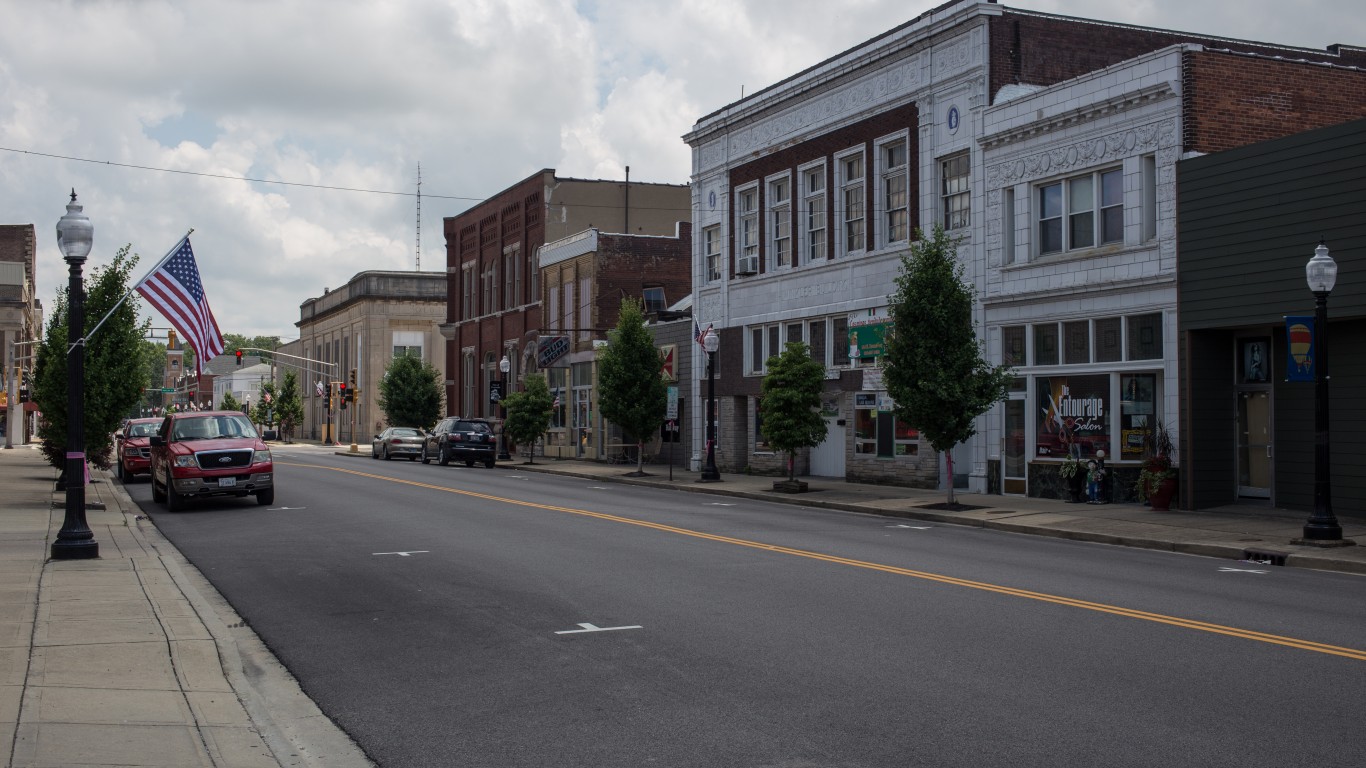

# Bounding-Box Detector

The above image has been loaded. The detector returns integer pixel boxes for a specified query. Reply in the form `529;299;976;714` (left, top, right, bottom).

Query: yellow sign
0;392;6;407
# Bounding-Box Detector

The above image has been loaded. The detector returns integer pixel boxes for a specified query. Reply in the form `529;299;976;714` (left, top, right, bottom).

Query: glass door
1003;397;1026;495
1237;390;1272;498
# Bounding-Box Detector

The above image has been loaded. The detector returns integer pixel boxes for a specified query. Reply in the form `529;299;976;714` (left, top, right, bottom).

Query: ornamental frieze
985;119;1176;189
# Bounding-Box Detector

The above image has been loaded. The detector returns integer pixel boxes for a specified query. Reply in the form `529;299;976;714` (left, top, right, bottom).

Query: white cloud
1;0;1361;341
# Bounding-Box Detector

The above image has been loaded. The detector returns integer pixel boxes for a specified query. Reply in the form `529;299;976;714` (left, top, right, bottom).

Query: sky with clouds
2;0;1362;342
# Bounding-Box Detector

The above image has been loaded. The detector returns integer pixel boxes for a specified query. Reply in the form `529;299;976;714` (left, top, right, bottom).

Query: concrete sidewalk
0;445;371;768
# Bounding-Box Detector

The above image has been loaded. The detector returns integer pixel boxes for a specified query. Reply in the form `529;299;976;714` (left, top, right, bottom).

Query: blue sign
947;106;960;134
1286;316;1314;382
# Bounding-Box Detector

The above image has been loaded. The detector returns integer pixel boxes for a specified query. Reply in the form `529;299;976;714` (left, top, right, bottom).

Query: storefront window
1035;374;1109;459
755;399;771;452
854;394;877;454
854;393;917;456
1120;373;1156;459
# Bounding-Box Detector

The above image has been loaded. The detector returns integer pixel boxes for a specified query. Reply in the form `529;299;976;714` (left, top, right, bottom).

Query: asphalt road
123;445;1366;768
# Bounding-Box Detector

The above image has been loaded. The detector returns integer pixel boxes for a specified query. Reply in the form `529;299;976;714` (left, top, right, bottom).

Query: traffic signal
349;368;357;388
338;383;348;409
235;349;243;366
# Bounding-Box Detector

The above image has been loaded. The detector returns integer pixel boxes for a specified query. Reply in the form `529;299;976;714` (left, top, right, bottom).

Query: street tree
596;297;667;475
252;381;278;432
884;226;1014;505
502;373;554;464
273;370;305;442
33;245;150;471
760;341;829;484
220;390;241;412
377;353;443;430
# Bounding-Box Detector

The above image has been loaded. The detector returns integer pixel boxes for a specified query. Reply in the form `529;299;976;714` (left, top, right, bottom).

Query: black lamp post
497;354;511;461
1301;240;1345;543
52;190;98;560
698;328;721;482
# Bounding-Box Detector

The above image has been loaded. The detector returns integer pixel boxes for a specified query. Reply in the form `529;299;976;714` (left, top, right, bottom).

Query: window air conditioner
736;255;758;275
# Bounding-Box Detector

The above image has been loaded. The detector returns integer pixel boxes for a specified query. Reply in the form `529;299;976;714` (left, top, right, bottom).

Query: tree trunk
788;451;795;482
636;441;644;474
945;450;956;505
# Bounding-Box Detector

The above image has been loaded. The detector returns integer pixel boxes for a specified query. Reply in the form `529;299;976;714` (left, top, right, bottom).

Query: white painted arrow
705;502;736;507
373;551;430;557
887;524;933;529
1218;567;1267;574
268;506;307;511
555;622;643;635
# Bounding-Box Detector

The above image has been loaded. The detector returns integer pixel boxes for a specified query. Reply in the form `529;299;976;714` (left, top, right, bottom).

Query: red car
115;417;162;482
149;410;275;511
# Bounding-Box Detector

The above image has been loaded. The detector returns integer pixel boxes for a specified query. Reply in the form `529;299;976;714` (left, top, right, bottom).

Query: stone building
682;0;1366;498
1;224;40;444
295;270;448;443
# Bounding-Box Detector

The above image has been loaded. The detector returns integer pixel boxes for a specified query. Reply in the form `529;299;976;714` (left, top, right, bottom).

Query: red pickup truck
149;410;275;511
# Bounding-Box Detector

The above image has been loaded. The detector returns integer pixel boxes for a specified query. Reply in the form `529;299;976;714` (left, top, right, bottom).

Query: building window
547;284;559;331
1002;325;1025;366
769;176;792;268
1034;324;1059;366
704;225;722;282
854;393;918;457
1142;154;1158;242
1127;313;1162;360
737;186;759;272
838;151;865;257
579;277;591;341
563;281;574;336
461;265;476;320
643;287;666;314
503;250;516;309
462;351;475;418
1001;187;1015;265
832;317;850;367
483;352;497;419
802;164;826;265
882;138;910;244
1036;373;1109;459
942;153;970;231
1095;317;1122;363
392;331;423;360
1038;168;1124;255
809;319;827;366
1064;321;1090;365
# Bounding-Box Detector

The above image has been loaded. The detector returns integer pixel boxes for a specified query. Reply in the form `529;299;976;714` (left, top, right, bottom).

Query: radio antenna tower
415;162;422;271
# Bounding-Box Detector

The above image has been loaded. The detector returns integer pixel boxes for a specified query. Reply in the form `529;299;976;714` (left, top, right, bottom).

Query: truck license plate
218;477;237;488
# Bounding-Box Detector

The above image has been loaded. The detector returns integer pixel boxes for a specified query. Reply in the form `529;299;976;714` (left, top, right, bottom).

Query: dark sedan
372;427;425;460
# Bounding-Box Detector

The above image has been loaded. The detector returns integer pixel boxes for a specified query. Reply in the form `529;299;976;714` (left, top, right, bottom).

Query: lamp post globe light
52;190;98;560
1300;240;1346;543
497;354;511;461
698;328;722;482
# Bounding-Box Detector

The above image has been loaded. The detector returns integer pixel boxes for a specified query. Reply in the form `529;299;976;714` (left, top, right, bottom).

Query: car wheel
166;481;184;512
151;473;166;503
256;488;275;506
383;446;392;461
438;443;450;466
420;445;430;464
116;461;125;482
484;459;496;469
408;456;417;461
371;447;378;459
464;459;475;467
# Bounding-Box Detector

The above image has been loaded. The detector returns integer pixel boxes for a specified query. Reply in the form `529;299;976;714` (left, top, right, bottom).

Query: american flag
135;237;224;376
694;320;712;347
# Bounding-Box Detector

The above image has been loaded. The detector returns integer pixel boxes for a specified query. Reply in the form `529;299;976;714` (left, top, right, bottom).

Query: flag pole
77;229;193;350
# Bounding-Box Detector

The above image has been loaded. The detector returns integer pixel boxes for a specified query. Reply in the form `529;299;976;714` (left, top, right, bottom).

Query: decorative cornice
985;117;1177;189
981;82;1177;151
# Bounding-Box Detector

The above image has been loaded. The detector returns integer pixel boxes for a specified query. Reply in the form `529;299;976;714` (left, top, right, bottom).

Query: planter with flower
1134;423;1177;510
1059;454;1086;503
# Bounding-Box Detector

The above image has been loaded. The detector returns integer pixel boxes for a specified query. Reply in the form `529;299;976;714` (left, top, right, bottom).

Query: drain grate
1242;548;1288;566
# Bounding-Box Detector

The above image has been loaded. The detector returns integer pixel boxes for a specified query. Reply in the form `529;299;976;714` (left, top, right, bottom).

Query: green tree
502;373;554;464
760;341;829;483
274;370;305;442
220;390;241;412
222;333;282;362
377;353;443;429
33;245;150;471
596;298;667;475
884;226;1014;504
252;381;277;432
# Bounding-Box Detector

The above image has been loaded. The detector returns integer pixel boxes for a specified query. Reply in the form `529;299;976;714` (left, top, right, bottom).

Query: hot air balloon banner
1285;316;1315;382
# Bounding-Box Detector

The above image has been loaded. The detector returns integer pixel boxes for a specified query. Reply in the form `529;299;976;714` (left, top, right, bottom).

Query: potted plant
1135;423;1177;510
1059;454;1086;503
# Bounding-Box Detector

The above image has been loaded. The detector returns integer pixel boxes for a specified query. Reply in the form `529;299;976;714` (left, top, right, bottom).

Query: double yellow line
284;461;1366;662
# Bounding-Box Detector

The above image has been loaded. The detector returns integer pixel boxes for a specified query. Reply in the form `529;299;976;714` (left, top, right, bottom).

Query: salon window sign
1036;375;1109;458
1285;318;1314;382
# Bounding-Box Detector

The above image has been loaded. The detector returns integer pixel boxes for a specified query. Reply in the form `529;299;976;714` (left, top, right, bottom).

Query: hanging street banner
1285;316;1314;382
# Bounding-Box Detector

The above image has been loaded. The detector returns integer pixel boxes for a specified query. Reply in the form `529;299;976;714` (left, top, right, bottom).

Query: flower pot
1148;476;1177;511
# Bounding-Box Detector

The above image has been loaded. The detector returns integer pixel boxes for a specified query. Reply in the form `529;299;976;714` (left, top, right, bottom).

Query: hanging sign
1285;317;1314;382
537;335;570;368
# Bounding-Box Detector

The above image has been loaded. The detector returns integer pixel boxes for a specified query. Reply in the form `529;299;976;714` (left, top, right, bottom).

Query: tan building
294;270;448;443
1;224;41;445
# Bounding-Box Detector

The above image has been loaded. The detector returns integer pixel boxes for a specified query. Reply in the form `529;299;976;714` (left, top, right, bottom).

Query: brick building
1;224;40;444
537;224;692;461
683;0;1366;496
440;170;689;422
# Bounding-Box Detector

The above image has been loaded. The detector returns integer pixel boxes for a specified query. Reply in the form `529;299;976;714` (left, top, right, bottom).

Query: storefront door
1003;397;1026;495
810;415;846;477
1237;390;1272;498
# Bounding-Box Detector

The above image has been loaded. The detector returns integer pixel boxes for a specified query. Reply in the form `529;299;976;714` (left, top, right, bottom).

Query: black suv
421;418;498;467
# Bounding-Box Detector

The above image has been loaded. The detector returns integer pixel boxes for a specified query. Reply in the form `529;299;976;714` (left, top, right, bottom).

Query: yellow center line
280;460;1366;661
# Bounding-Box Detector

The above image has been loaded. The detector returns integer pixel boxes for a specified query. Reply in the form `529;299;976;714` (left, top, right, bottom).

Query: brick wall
727;102;920;275
595;224;692;331
989;11;1366;102
1183;51;1366;154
